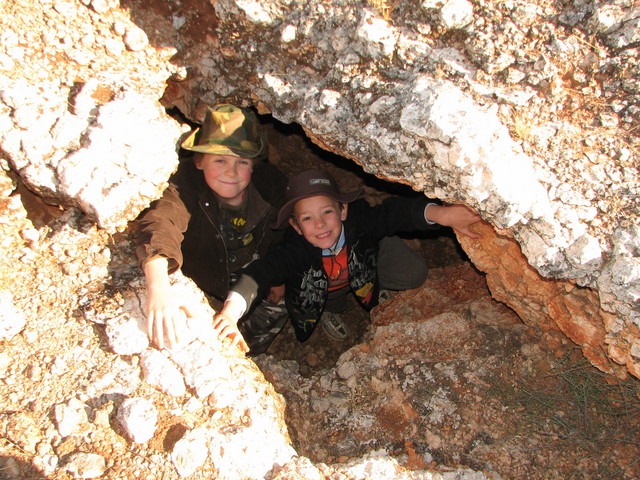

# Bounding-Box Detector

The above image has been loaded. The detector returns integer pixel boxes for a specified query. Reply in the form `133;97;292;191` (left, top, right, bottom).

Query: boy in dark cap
135;104;288;353
213;168;482;353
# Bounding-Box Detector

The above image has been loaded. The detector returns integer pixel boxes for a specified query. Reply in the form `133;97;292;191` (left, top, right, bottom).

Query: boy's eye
239;159;250;166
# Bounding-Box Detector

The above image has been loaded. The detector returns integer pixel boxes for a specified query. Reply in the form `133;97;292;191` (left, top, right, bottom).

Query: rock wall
256;263;638;478
0;0;639;478
2;0;637;377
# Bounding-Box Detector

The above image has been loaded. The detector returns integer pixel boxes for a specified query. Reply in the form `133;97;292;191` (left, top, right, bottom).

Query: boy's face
196;154;254;206
289;195;348;249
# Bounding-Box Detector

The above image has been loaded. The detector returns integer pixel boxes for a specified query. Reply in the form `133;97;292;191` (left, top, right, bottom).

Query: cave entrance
165;105;476;375
241;116;640;474
251;111;474;376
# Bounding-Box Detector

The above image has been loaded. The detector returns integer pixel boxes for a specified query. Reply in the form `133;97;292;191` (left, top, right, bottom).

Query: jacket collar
199;182;271;231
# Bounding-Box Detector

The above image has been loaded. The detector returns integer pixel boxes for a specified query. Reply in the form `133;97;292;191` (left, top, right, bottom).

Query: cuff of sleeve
424;203;438;225
224;291;248;319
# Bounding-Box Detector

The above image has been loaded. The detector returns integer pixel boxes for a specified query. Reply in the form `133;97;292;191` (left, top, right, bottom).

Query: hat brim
180;128;264;158
273;188;363;229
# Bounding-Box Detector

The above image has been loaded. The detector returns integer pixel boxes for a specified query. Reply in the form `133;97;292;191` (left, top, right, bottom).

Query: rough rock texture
458;222;637;378
2;0;638;378
1;0;640;478
257;263;639;479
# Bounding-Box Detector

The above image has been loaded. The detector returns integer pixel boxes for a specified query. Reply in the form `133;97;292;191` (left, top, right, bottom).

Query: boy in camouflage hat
135;104;288;353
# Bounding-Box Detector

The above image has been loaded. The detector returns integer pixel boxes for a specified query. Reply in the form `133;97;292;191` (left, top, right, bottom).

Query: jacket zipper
198;200;231;286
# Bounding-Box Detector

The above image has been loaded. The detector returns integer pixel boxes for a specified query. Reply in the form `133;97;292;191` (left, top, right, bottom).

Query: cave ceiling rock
199;0;605;279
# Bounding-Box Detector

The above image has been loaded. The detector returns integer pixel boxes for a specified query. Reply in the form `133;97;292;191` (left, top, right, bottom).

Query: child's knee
403;259;428;290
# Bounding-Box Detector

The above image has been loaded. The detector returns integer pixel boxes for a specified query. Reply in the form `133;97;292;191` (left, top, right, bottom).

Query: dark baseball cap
274;169;363;228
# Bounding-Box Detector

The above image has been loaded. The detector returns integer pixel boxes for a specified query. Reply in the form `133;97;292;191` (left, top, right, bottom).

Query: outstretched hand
143;256;193;350
146;285;193;350
425;204;482;239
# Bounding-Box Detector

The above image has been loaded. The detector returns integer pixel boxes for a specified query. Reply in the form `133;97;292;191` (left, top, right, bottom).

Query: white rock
171;427;209;478
116;397;157;443
140;348;187;397
0;291;26;339
124;26;148;52
54;398;89;437
64;453;106;479
356;10;397;58
106;314;149;356
91;0;117;14
440;0;474;29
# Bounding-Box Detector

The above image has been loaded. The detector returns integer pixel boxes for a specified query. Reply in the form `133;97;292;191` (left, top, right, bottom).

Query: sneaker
378;289;394;304
320;312;349;341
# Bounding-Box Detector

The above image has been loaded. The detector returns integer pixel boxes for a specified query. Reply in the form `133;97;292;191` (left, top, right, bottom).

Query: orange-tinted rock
458;222;633;378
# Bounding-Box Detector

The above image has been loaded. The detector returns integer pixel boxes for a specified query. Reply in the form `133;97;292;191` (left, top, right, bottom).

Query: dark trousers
239;299;288;356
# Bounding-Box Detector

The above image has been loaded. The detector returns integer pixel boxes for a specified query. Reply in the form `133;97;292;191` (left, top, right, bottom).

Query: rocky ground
1;0;640;478
259;262;640;479
259;127;640;480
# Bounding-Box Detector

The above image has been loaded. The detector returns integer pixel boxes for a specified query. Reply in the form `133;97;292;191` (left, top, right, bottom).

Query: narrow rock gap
249;110;482;376
11;174;66;229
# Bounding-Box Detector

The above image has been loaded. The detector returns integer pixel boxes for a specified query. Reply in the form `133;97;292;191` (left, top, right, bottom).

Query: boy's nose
225;163;238;175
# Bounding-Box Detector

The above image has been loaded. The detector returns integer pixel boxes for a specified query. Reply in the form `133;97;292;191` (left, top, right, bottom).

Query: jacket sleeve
228;260;279;313
134;181;191;274
352;196;440;239
230;230;303;310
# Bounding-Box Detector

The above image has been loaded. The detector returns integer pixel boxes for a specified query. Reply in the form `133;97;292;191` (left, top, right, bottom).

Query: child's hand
213;312;249;353
146;289;192;350
426;204;482;239
266;284;285;303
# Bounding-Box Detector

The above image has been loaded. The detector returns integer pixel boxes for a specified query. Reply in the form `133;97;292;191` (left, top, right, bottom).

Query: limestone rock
116;397;158;444
54;398;90;438
0;291;25;339
63;453;107;479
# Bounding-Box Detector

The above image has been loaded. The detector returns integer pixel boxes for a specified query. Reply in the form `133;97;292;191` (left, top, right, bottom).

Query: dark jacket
135;159;286;299
233;196;438;341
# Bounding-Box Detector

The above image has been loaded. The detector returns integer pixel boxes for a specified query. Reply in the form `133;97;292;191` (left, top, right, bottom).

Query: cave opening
159;108;640;475
165;105;480;375
252;110;480;375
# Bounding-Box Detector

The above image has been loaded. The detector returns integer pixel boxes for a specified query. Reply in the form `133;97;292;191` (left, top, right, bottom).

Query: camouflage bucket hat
181;104;264;158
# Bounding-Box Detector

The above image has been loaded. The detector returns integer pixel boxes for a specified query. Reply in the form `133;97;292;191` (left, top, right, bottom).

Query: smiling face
196;153;254;206
289;195;348;249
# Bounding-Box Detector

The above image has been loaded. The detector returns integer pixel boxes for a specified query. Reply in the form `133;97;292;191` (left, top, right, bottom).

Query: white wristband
223;291;248;320
424;203;438;225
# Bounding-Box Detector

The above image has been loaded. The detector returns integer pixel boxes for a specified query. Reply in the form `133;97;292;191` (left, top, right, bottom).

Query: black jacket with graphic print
233;196;438;341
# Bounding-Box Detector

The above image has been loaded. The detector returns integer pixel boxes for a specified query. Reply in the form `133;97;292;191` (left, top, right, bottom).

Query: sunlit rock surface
0;0;639;478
